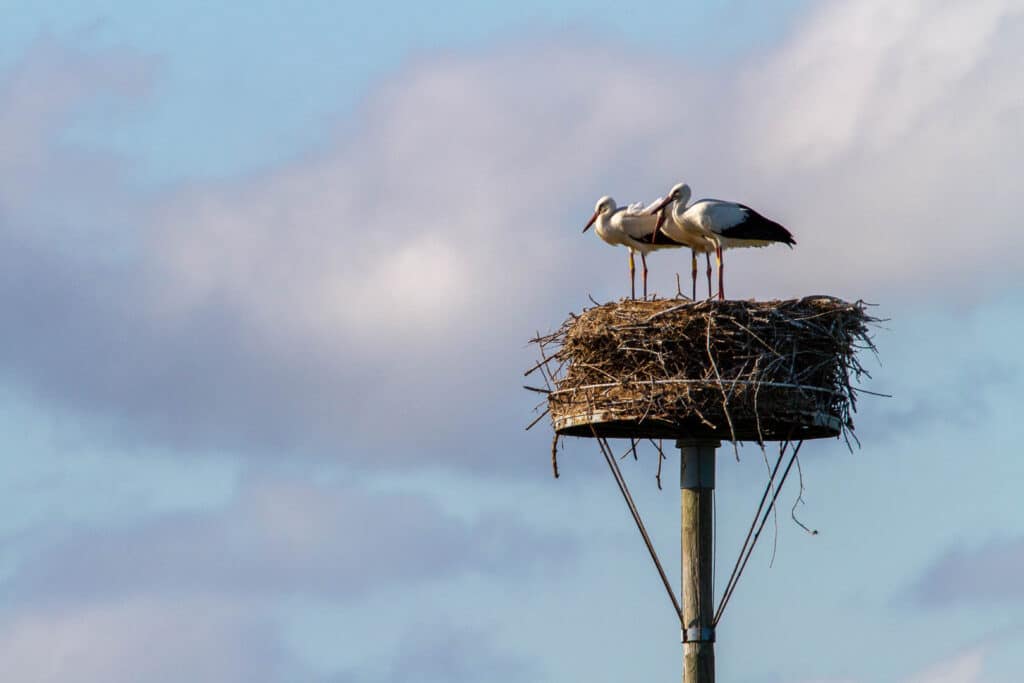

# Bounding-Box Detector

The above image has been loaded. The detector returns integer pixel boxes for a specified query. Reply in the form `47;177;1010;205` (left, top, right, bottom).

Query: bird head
649;182;691;215
583;196;616;233
668;182;691;205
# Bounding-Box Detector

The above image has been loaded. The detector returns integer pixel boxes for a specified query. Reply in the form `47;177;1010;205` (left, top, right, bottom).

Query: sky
1;0;1023;681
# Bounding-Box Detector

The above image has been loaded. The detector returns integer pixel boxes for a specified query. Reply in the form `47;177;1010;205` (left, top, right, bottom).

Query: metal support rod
679;439;718;683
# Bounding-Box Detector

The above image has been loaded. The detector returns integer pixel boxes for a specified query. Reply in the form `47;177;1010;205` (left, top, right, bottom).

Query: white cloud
735;0;1024;298
904;647;987;683
790;646;989;683
0;597;535;683
0;472;566;681
0;598;316;683
746;0;1015;168
0;0;1022;463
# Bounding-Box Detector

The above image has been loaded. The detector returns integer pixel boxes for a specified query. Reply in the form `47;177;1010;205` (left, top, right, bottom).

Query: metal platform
553;409;842;441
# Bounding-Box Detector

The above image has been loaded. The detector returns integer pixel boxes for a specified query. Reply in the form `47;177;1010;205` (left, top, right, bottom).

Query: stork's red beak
650;194;674;214
655;208;666;231
582;210;599;233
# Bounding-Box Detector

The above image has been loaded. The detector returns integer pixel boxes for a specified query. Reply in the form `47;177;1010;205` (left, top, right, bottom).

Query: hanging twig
653;439;666;490
551;434;560;479
790;454;818;535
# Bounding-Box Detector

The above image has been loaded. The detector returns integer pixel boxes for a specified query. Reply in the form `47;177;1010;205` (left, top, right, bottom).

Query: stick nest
528;297;878;444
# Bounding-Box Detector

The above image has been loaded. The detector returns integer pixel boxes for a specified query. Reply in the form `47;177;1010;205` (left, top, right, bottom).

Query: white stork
583;195;686;300
647;183;716;299
651;183;795;300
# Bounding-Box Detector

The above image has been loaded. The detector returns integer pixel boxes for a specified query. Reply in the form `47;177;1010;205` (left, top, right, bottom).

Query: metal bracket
681;627;715;643
678;439;719;490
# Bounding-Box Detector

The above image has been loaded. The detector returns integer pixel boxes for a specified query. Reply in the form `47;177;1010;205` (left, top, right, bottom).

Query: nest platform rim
552;407;843;441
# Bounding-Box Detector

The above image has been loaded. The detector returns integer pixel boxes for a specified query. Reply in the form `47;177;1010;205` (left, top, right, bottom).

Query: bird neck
671;200;687;223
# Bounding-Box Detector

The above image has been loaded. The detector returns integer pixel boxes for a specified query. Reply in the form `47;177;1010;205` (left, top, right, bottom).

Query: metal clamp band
678;441;719;490
682;627;715;643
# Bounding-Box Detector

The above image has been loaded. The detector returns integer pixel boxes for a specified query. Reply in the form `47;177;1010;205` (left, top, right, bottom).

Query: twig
705;312;740;460
551;434;560;479
525;407;550;431
653;439;665;489
790;454;818;535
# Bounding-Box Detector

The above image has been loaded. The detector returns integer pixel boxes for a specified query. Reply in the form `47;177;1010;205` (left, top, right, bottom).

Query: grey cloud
1;2;1022;469
2;475;574;605
335;627;538;683
0;597;538;683
864;356;1018;440
0;599;327;683
908;537;1024;607
0;39;721;469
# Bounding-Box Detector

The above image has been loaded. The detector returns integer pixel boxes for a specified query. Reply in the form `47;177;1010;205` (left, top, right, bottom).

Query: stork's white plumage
652;183;795;300
648;183;716;299
583;196;685;299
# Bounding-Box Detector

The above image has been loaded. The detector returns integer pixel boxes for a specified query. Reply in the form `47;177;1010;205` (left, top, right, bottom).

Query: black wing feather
718;204;796;246
636;228;688;246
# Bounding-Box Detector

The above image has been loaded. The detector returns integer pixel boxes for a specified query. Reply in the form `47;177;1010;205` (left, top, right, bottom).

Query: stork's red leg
716;245;724;300
705;253;713;300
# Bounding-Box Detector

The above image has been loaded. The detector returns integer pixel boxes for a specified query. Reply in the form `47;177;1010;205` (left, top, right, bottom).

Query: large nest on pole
528;297;878;445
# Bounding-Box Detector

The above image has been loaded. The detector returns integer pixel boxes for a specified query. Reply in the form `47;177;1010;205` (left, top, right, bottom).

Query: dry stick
523;355;554;378
752;357;766;448
767;443;784;569
524;407;550;431
535;348;559;394
593;431;683;626
642;302;692;324
790;454;818;536
851;387;893;398
723;358;752;405
550;434;560;479
533;329;555;393
714;440;804;626
655;448;664;490
615;439;638;461
576;362;623;384
731;319;785;358
652;439;665;490
705;312;740;460
750;360;782;568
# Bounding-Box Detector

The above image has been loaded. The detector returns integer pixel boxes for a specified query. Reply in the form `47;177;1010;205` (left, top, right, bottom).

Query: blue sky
1;0;803;183
1;1;1023;681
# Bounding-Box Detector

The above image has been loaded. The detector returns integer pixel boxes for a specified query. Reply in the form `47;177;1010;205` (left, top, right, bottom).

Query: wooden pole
679;439;718;683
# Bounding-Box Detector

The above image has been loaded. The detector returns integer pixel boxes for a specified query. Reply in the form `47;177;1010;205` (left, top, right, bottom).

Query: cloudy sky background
1;0;1023;680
